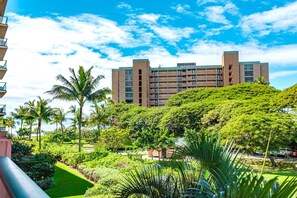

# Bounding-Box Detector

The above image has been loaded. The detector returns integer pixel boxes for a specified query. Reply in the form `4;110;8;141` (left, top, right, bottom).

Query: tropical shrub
84;174;123;197
41;144;76;160
117;134;297;198
61;151;108;167
77;164;120;182
96;127;132;150
83;153;142;172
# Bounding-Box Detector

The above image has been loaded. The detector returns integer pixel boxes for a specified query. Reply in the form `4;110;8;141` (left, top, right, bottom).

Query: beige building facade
0;0;9;159
112;51;269;107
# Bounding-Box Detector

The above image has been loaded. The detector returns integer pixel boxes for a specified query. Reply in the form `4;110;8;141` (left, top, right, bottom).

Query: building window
245;77;254;82
191;69;196;74
125;99;133;104
139;69;142;74
125;87;132;92
125;93;133;98
192;81;197;85
245;71;253;76
192;75;196;79
125;70;133;74
125;81;133;86
125;75;133;81
244;64;253;70
178;87;182;92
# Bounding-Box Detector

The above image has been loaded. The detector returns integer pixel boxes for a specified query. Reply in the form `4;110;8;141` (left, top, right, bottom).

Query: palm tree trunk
60;123;64;133
78;105;83;152
29;122;32;140
20;119;23;130
38;119;42;150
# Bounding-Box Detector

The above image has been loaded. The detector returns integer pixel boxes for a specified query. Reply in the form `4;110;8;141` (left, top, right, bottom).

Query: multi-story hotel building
0;0;9;157
112;51;269;107
0;0;7;113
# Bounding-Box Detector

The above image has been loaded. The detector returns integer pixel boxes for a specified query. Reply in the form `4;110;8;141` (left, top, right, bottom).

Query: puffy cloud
240;1;297;36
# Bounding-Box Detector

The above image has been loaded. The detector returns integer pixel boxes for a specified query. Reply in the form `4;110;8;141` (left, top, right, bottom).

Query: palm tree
11;105;26;130
24;100;36;140
5;117;15;136
254;76;269;85
89;102;110;135
52;108;67;133
46;66;110;152
118;134;297;197
29;97;53;150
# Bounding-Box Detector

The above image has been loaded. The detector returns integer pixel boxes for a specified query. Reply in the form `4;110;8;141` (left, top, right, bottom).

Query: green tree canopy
47;66;110;152
220;112;297;166
166;83;280;107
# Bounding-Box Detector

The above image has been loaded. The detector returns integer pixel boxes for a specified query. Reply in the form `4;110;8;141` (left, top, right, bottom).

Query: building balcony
0;0;8;16
0;82;6;97
0;38;7;60
0;16;8;38
0;104;6;116
0;156;50;198
0;60;7;79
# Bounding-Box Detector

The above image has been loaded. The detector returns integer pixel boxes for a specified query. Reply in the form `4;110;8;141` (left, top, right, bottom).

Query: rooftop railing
0;157;50;198
0;16;8;24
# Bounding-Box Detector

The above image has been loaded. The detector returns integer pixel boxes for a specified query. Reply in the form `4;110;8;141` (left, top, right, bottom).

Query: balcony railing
0;38;7;47
0;82;6;91
0;16;8;25
0;157;50;198
0;126;6;132
0;60;7;69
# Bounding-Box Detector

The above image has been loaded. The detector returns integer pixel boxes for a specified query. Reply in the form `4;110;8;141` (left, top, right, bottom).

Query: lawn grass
46;162;94;198
263;169;297;183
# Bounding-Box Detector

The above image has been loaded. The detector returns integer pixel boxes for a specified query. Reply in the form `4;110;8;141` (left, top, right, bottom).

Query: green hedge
61;151;108;167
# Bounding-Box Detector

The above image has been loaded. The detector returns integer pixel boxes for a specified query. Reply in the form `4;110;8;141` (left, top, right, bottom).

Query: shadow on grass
264;170;297;177
46;163;94;198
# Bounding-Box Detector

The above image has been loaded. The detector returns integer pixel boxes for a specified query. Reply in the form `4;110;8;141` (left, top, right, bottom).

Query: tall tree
52;108;67;133
89;102;110;136
24;100;36;140
4;116;15;136
29;97;53;150
11;105;26;130
47;66;110;152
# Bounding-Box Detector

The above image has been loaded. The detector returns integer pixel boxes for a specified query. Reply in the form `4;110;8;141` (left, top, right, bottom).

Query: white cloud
197;0;223;5
171;4;192;15
270;70;297;80
204;6;229;24
150;26;195;44
240;1;297;36
203;2;238;24
117;2;132;10
138;14;161;24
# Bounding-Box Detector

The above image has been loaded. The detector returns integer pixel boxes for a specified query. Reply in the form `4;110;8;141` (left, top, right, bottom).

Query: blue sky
3;0;297;118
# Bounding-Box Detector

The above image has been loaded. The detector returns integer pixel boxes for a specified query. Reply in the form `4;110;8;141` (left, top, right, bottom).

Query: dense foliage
11;141;56;190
